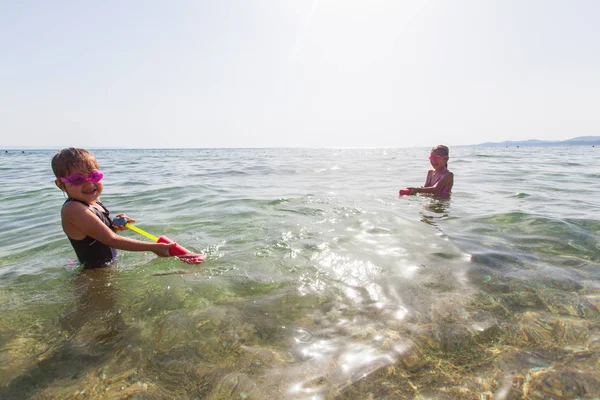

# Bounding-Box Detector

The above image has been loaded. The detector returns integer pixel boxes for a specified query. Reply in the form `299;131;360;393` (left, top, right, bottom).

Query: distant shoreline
2;139;599;152
473;135;600;147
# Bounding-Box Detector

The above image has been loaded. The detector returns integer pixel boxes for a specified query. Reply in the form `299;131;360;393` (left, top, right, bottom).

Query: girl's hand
407;187;419;195
112;214;136;231
153;242;176;257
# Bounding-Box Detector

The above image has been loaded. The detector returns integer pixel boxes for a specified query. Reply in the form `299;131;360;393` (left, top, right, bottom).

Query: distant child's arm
62;204;174;256
405;171;433;195
408;172;453;196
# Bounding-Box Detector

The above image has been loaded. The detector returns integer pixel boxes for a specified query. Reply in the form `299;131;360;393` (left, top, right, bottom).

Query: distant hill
475;136;600;147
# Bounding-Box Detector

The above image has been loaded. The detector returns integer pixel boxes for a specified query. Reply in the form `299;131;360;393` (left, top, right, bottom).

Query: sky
1;0;599;148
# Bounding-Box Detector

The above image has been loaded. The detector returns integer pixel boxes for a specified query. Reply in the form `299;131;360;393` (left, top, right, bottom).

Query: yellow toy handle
125;223;159;242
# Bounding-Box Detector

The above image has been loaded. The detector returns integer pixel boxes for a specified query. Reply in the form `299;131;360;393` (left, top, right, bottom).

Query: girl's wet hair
431;145;449;157
52;148;99;178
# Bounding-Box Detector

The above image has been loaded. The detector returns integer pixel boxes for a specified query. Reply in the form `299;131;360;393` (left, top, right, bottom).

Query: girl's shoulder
62;199;93;218
62;198;89;210
441;169;453;179
441;170;454;184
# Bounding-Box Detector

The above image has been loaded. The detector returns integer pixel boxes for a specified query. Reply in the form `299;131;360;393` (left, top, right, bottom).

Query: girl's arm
62;203;174;256
405;170;434;195
408;172;453;196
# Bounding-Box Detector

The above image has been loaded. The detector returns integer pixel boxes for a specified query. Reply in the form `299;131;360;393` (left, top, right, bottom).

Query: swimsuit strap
64;198;112;227
64;197;87;206
94;201;110;220
430;168;448;186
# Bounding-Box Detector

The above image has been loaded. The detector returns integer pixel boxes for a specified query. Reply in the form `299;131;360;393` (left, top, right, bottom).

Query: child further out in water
52;148;174;268
404;145;453;197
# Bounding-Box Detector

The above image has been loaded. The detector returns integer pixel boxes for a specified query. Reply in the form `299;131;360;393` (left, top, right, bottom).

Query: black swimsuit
64;198;117;268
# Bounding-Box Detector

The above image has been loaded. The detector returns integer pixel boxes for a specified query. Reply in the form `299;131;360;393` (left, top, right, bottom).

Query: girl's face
429;151;448;170
56;164;104;203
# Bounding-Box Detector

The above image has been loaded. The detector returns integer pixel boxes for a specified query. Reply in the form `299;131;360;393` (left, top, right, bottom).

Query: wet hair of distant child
52;148;99;179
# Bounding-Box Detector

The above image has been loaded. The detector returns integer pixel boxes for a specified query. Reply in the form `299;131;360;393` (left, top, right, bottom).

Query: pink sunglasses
60;170;104;186
429;155;448;161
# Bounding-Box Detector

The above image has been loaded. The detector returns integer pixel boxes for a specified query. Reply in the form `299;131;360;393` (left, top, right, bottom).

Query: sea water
1;147;599;399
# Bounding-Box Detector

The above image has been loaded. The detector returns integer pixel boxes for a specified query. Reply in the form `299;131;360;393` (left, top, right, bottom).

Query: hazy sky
1;0;598;148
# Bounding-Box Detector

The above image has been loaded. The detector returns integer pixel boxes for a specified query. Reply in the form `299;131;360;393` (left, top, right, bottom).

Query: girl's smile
81;185;99;196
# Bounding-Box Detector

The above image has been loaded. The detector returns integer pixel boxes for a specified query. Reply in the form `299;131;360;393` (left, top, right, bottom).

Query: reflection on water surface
1;148;600;399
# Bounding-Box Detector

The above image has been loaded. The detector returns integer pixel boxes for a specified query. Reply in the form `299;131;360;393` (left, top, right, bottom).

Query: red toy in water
116;219;205;265
156;235;206;264
399;188;411;195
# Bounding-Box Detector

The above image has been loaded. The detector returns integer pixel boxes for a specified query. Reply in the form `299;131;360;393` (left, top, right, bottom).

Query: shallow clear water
1;147;599;399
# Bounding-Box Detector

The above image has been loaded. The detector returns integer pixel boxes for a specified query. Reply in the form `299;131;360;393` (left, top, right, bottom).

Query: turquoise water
1;147;599;399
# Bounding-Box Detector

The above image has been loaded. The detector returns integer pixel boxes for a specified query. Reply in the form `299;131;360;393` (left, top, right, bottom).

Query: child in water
403;145;453;196
52;148;174;268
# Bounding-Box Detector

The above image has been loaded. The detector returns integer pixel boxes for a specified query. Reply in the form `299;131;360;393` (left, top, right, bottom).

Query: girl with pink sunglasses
400;145;454;197
52;148;175;268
